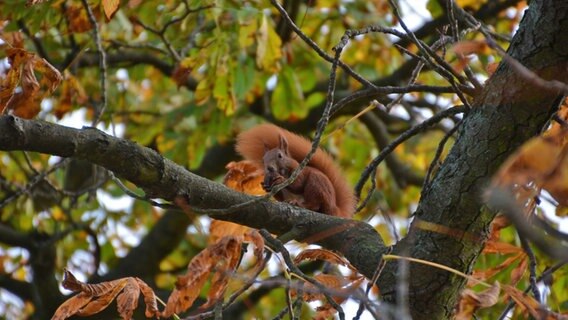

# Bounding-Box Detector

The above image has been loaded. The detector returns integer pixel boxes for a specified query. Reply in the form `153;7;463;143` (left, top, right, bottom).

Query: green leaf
272;65;305;120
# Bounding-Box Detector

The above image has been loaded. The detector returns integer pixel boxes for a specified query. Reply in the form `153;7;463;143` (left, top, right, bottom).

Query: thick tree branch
0;115;386;279
377;1;568;319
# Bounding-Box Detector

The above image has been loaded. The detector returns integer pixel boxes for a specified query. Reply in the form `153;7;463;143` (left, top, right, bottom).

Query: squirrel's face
262;148;289;191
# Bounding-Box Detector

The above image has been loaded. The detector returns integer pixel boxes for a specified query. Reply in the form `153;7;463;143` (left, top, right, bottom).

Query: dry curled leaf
501;285;566;320
162;231;265;317
456;282;500;320
294;248;355;271
51;269;159;320
1;48;62;119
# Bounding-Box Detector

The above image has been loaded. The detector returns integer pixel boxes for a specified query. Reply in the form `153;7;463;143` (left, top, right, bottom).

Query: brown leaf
32;56;62;94
456;282;500;320
473;253;525;281
55;71;87;119
294;249;355;271
102;0;120;20
76;279;129;316
116;280;140;320
162;236;242;317
493;128;568;206
52;292;93;320
53;269;159;320
136;278;160;318
488;214;511;241
65;4;93;33
503;285;545;319
200;237;242;310
244;229;265;266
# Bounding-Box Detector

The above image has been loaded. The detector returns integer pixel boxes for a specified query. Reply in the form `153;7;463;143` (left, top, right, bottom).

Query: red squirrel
236;124;355;218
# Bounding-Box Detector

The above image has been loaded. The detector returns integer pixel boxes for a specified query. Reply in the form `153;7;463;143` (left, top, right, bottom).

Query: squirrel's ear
263;141;271;152
278;134;289;155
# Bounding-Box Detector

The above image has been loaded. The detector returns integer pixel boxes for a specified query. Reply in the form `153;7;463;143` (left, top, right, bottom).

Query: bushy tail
236;124;356;218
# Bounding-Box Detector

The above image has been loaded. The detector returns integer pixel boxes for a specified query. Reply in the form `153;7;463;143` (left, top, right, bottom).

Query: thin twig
519;236;541;303
270;0;375;88
260;230;345;320
355;106;466;201
81;0;108;126
423;120;461;188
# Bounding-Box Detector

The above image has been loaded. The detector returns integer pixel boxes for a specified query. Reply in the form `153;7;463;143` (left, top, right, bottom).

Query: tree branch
0;115;387;279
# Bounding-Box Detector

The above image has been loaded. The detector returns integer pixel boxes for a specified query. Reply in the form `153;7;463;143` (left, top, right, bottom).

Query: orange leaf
483;241;524;255
223;160;266;195
102;0;120;20
473;253;525;280
209;220;251;244
452;40;489;56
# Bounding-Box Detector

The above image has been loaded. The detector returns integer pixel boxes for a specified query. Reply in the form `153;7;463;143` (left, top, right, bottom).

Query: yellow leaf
256;15;282;72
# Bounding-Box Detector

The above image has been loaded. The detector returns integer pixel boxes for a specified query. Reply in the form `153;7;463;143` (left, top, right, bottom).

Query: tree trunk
377;1;568;318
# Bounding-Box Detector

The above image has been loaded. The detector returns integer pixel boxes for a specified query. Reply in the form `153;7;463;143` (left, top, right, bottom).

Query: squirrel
235;124;355;218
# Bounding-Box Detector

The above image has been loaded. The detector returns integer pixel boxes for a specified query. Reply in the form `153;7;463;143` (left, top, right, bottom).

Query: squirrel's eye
278;152;283;159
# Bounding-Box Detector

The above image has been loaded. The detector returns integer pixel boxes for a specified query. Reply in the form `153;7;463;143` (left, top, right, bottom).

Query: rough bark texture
377;1;568;318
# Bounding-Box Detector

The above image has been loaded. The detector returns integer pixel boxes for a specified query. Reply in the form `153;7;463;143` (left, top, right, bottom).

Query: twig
388;0;473;109
355;106;466;200
108;172;178;210
519;236;541;303
80;0;108;126
0;158;69;209
423;120;461;188
270;0;375;88
260;230;346;320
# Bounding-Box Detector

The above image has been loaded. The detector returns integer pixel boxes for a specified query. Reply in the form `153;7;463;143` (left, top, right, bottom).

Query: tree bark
377;1;568;319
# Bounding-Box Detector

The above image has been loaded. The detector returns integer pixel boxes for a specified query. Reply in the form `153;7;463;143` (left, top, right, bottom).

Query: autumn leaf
162;231;264;317
297;274;364;319
223;160;265;195
55;71;87;119
51;269;159;320
103;0;120;20
294;248;356;271
493;126;568;206
1;48;62;119
502;285;568;319
456;282;500;320
209;161;265;243
452;40;489;56
256;14;282;72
